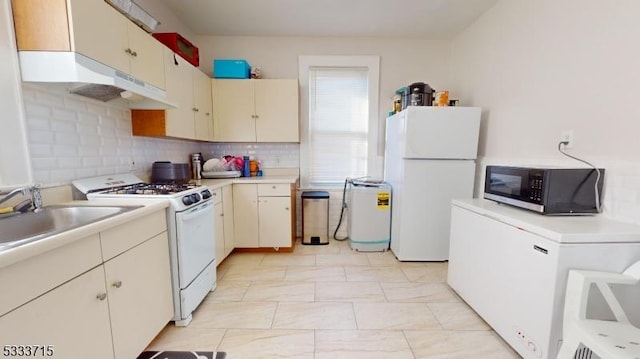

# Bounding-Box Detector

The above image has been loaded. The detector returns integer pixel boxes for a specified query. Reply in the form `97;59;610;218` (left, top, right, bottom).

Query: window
299;56;380;188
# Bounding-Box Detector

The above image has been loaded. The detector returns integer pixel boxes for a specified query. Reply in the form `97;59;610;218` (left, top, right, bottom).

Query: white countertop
0;199;169;269
452;198;640;244
196;175;299;190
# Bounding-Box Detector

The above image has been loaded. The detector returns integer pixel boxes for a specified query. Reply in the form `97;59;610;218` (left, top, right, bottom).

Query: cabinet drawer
100;210;167;261
0;234;102;316
257;183;291;197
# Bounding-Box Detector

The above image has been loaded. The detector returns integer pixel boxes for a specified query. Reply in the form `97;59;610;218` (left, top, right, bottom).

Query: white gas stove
73;174;216;326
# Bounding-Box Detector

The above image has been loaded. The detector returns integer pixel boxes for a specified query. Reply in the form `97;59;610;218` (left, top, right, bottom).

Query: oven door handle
179;201;213;221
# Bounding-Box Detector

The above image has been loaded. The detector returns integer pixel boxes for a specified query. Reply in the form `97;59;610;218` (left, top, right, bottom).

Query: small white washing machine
348;180;392;252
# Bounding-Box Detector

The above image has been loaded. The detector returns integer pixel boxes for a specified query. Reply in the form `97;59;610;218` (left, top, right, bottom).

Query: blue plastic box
213;59;250;79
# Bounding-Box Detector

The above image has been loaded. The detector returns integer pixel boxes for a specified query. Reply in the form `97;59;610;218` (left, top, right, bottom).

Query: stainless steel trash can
301;191;330;245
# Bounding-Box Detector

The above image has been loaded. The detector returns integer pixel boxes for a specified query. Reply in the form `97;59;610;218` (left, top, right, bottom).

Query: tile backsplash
203;143;300;168
22;84;300;187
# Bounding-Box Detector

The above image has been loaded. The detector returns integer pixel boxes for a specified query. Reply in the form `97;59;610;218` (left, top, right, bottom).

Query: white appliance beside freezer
384;107;481;261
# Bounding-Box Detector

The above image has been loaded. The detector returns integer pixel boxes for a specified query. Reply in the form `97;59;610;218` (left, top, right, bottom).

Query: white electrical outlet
560;130;574;149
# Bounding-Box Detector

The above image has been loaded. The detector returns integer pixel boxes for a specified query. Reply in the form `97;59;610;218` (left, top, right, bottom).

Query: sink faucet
0;185;43;213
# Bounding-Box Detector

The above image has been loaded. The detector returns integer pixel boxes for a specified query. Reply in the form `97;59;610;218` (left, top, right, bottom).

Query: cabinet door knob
131;51;138;57
220;213;224;217
96;293;107;301
272;185;277;189
285;207;289;211
206;112;211;116
112;280;123;288
192;107;199;112
124;48;132;55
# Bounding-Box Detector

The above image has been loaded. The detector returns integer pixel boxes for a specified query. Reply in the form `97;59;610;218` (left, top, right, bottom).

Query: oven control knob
182;196;194;205
201;190;212;200
191;193;201;203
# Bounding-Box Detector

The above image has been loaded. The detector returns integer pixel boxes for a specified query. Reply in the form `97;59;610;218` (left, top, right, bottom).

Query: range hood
17;51;176;109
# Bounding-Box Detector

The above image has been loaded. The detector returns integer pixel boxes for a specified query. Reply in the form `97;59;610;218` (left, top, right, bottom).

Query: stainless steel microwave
484;166;605;215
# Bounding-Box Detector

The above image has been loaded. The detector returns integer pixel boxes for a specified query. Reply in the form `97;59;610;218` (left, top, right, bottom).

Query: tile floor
147;239;521;358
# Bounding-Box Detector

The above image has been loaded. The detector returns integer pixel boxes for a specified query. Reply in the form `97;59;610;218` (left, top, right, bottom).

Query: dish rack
201;171;242;179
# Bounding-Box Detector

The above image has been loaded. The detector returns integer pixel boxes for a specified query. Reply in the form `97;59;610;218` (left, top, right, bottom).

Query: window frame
298;55;380;189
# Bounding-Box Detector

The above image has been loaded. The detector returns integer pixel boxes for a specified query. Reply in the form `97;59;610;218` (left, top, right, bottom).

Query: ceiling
161;0;499;39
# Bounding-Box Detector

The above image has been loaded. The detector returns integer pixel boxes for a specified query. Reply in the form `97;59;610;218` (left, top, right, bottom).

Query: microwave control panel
528;172;544;202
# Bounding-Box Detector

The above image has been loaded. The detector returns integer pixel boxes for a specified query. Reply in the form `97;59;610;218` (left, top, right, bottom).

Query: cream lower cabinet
222;185;235;257
258;196;292;248
0;266;114;359
0;210;172;359
233;183;294;250
233;184;260;248
213;185;236;265
213;188;225;265
104;232;173;359
212;79;299;142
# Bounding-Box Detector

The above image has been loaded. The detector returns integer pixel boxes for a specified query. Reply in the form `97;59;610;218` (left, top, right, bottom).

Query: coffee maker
409;82;434;107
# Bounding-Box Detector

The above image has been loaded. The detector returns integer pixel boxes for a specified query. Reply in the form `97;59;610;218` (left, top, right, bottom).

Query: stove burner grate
100;182;200;195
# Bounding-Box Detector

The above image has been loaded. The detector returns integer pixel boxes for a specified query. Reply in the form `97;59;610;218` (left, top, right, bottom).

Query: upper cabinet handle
112;280;123;288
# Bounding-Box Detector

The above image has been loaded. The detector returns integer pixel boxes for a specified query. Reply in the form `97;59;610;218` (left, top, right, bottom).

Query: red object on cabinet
152;32;200;67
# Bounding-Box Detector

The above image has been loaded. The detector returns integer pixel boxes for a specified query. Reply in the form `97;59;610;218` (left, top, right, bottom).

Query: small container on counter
249;159;258;176
242;156;250;177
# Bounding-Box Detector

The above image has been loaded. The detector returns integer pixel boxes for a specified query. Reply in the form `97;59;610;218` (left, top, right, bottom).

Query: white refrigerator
384;106;481;261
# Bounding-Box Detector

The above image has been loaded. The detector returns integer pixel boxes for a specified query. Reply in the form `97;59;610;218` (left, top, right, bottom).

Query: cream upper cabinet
131;49;213;141
69;0;129;75
163;49;195;139
12;0;166;89
193;69;213;141
212;79;299;142
254;80;299;142
212;80;256;142
126;22;165;89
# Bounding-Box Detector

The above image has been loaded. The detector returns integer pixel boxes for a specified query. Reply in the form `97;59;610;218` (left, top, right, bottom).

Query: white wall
451;0;640;223
0;0;32;188
196;36;452;120
133;0;196;41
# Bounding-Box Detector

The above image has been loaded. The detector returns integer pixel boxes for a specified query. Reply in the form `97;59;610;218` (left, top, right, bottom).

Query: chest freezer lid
453;198;640;244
